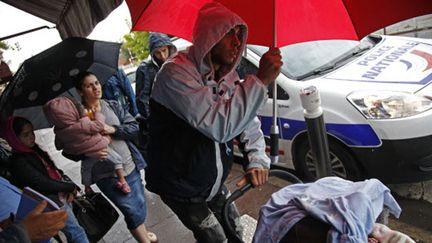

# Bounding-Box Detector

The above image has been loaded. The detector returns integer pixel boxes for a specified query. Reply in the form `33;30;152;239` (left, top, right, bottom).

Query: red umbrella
127;0;432;47
126;0;432;162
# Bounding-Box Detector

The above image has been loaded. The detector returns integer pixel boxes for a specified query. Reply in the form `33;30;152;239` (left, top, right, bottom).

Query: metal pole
300;86;332;178
270;0;279;163
0;26;55;41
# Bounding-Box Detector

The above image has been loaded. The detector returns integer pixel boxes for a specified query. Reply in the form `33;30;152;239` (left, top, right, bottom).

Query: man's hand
22;201;68;241
236;168;269;188
66;188;78;203
256;47;283;86
85;148;108;161
102;124;116;135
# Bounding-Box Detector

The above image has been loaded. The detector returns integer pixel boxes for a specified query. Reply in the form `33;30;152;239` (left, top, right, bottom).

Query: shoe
147;232;158;242
115;181;131;194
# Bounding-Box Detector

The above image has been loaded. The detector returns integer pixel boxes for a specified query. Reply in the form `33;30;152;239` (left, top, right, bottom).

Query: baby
43;96;130;193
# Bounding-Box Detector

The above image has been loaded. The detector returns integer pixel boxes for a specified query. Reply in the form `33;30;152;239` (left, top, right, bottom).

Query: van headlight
347;91;432;119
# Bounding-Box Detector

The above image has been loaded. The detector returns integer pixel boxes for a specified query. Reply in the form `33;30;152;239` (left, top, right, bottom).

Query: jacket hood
43;97;81;129
189;2;248;79
149;32;177;63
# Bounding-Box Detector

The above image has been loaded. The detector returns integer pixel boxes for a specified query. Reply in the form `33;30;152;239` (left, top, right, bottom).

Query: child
43;96;131;194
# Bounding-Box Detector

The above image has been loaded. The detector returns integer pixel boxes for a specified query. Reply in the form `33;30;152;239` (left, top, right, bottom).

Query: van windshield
248;37;376;80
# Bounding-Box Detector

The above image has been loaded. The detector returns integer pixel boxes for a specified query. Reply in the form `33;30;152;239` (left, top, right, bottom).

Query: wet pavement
34;128;432;243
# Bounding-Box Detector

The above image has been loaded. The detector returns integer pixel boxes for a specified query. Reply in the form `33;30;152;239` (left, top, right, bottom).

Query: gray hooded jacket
147;2;270;202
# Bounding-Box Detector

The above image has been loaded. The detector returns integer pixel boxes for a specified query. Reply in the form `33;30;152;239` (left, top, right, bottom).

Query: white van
174;35;432;183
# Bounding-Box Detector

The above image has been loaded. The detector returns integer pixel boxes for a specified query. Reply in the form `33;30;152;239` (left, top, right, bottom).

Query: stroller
222;168;303;242
222;168;400;243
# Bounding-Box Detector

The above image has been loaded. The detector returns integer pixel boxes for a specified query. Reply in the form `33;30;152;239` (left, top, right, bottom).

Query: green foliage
0;41;10;50
122;31;150;62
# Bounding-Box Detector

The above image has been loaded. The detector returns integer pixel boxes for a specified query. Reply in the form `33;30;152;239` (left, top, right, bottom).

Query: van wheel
295;138;363;181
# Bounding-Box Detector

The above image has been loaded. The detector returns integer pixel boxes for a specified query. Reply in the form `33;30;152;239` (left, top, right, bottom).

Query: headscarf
0;116;62;181
0;116;32;153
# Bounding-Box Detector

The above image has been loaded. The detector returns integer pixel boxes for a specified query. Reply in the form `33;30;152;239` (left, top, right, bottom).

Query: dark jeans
161;185;242;243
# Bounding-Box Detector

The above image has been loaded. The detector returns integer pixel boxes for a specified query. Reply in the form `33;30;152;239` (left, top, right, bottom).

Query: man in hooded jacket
135;32;177;158
136;32;177;120
147;2;282;243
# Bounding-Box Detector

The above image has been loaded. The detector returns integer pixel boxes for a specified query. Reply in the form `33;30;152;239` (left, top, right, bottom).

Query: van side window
237;58;258;80
267;83;289;100
236;57;289;100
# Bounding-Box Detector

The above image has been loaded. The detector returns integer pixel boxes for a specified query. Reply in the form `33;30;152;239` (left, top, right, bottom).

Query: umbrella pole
270;0;279;164
270;74;279;164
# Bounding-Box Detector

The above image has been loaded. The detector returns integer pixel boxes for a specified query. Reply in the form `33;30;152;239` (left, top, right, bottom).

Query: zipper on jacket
225;143;231;155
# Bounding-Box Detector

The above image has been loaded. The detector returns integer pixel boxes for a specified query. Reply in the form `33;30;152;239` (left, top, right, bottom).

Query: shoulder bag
72;192;119;243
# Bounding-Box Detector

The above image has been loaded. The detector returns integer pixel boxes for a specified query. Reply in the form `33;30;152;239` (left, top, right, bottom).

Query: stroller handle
223;169;303;242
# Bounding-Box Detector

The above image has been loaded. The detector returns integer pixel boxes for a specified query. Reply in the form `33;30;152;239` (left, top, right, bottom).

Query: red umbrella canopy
127;0;432;47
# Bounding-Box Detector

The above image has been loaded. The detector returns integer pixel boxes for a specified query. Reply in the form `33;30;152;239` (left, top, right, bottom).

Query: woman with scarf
1;116;89;243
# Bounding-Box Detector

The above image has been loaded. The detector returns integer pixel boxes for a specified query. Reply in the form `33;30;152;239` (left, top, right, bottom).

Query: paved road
35;128;432;243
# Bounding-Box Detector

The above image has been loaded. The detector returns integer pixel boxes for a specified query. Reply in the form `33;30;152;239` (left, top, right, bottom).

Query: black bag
72;192;119;243
0;144;12;181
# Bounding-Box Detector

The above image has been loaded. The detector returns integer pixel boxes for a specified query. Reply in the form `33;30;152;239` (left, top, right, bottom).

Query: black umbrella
0;37;120;129
1;0;123;39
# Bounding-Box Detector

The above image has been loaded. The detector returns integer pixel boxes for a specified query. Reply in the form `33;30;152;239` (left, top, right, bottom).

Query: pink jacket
43;97;109;154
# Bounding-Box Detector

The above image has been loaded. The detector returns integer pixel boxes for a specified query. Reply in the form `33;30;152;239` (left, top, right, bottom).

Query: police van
175;35;432;184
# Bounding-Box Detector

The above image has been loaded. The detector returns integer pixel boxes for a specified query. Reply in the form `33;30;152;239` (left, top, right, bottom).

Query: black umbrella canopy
1;0;123;39
0;37;120;129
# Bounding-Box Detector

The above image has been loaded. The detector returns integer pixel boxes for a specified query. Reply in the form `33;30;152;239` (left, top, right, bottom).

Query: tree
122;31;150;63
0;41;10;50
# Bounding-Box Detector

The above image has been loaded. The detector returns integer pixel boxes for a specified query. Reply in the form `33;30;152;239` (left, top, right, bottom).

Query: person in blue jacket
102;68;139;117
135;32;177;158
135;32;177;120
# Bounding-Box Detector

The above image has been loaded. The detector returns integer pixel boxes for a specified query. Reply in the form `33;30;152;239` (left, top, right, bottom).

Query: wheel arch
291;131;367;179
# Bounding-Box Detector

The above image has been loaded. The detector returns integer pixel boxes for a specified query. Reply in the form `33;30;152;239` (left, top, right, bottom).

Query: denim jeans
63;201;89;243
96;168;147;229
161;185;242;243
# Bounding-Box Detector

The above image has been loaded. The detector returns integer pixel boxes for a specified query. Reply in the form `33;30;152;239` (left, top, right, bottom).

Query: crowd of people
0;2;281;242
0;2;419;243
2;2;407;243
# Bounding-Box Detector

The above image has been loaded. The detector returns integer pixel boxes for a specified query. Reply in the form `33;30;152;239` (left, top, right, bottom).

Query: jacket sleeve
107;100;140;141
152;62;268;143
58;116;104;136
135;64;147;117
119;69;139;117
10;155;76;194
239;117;270;170
0;223;31;243
90;112;106;133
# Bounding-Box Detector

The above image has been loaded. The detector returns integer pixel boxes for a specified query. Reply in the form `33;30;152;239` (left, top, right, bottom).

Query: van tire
294;138;363;182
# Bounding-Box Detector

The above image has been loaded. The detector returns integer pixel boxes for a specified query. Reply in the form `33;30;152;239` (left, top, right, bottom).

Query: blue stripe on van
259;116;380;146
